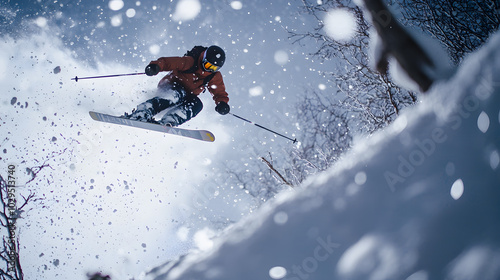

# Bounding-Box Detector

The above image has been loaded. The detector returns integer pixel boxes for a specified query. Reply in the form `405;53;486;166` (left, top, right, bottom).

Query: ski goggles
202;59;220;72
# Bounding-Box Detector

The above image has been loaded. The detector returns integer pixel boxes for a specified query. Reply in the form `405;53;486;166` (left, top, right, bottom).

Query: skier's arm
150;56;194;72
207;72;229;105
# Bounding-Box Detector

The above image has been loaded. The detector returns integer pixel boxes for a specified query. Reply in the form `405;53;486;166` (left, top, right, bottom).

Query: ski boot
122;107;155;123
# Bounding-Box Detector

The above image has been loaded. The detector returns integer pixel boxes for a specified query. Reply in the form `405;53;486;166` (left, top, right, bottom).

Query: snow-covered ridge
145;31;500;280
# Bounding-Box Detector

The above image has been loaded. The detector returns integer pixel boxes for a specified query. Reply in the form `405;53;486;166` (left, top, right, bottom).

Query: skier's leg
159;94;203;126
125;97;173;122
125;86;183;122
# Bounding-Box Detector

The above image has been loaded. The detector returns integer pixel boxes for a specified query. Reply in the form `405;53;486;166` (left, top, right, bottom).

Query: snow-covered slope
145;32;500;280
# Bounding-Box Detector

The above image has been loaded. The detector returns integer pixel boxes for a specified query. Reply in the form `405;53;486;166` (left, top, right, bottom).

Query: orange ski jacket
149;51;229;105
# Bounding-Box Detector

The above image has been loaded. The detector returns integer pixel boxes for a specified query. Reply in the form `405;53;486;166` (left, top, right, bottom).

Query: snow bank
145;32;500;280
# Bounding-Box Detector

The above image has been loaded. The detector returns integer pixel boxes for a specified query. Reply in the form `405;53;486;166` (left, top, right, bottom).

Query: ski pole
230;113;297;144
71;72;145;82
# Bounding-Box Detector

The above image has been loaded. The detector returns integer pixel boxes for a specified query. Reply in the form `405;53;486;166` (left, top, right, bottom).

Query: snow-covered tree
0;174;34;280
283;0;499;186
279;0;418;184
399;0;500;64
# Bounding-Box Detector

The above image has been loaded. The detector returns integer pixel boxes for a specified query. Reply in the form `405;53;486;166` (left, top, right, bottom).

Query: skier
124;45;230;126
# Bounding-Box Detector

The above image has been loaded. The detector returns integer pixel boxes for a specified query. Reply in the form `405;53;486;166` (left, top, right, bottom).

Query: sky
1;0;337;279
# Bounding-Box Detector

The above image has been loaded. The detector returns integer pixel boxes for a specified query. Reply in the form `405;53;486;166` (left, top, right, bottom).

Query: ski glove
145;64;161;76
215;102;230;115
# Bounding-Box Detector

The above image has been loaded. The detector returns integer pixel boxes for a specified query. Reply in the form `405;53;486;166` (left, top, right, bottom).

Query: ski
89;111;215;142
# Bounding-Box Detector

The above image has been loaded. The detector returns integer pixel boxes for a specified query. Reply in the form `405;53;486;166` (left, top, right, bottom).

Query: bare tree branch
260;156;294;188
0;175;27;280
399;0;500;64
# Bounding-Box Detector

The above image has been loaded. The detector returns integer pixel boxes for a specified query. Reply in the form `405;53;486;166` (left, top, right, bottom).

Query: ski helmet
202;45;225;72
